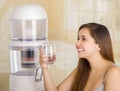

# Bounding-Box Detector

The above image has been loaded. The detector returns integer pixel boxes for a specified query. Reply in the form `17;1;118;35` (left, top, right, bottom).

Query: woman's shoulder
108;64;120;74
104;64;120;83
106;64;120;76
104;64;120;90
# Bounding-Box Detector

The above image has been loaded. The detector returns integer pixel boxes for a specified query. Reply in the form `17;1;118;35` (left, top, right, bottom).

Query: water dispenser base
9;74;44;91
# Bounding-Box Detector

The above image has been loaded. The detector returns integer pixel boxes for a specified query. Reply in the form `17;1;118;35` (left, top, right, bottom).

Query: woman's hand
39;48;48;70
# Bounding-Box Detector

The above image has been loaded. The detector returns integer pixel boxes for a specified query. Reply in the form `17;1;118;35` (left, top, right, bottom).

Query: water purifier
9;5;47;91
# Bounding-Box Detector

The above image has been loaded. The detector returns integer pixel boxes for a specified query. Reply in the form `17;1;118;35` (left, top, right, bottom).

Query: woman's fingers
39;48;48;69
40;48;44;55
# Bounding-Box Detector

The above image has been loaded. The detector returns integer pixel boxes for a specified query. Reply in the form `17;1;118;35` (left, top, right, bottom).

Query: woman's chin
78;56;85;59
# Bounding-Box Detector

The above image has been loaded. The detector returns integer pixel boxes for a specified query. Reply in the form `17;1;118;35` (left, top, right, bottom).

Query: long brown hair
71;23;114;91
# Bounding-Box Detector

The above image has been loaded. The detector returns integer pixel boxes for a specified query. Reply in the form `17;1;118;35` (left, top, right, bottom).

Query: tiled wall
0;73;9;91
0;1;11;73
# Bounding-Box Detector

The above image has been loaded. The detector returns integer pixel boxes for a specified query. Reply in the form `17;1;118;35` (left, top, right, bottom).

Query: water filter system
9;5;47;91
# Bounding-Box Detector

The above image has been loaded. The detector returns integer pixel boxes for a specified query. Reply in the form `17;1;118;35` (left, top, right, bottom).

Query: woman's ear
97;44;101;51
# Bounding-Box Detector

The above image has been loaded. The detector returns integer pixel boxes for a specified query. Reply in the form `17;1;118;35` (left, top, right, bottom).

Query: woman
40;23;120;91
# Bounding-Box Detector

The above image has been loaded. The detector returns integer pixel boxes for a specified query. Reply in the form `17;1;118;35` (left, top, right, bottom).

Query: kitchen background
0;0;120;91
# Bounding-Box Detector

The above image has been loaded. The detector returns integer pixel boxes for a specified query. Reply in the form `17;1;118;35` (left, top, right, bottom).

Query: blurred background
0;0;120;91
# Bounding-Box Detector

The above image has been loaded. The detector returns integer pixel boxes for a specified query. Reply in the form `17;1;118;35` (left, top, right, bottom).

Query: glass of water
41;41;56;64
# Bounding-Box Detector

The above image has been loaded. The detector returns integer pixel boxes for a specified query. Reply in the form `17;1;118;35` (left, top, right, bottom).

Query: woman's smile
77;48;84;52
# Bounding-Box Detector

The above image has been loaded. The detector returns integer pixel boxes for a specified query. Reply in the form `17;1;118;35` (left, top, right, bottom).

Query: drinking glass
41;41;56;64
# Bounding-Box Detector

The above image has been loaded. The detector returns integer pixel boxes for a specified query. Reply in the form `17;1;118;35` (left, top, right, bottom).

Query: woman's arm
40;49;57;91
39;49;77;91
104;66;120;91
42;68;57;91
42;66;77;91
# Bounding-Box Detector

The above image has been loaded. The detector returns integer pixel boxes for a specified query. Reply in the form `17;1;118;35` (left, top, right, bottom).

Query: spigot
35;67;42;82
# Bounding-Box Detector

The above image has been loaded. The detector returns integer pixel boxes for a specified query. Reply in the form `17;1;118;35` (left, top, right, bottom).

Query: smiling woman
64;0;120;63
39;23;120;91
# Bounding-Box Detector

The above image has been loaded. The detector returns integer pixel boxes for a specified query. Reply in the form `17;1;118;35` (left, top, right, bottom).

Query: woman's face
76;28;101;59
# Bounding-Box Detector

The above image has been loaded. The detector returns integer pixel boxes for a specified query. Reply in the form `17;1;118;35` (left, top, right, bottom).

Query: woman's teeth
78;48;84;51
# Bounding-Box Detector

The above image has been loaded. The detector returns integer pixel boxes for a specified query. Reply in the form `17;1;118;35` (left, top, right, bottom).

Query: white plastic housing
9;4;48;74
10;75;44;91
10;5;47;20
10;5;48;41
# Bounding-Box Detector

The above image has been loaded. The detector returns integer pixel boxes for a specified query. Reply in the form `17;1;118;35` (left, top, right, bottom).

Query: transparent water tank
9;5;48;76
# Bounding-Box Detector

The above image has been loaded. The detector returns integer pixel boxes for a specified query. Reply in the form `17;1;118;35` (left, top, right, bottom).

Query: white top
96;85;104;91
95;64;116;91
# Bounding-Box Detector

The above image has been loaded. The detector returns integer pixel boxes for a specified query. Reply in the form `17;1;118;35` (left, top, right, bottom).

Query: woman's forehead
78;28;91;37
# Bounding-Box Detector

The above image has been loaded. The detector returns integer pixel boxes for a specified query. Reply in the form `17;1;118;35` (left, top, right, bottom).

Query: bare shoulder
108;65;120;76
104;65;120;91
105;65;120;81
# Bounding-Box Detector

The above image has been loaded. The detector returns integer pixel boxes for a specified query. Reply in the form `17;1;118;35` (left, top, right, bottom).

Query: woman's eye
77;37;86;41
82;38;86;41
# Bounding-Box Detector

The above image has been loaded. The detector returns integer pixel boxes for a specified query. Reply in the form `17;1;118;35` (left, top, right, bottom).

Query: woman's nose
76;40;82;47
